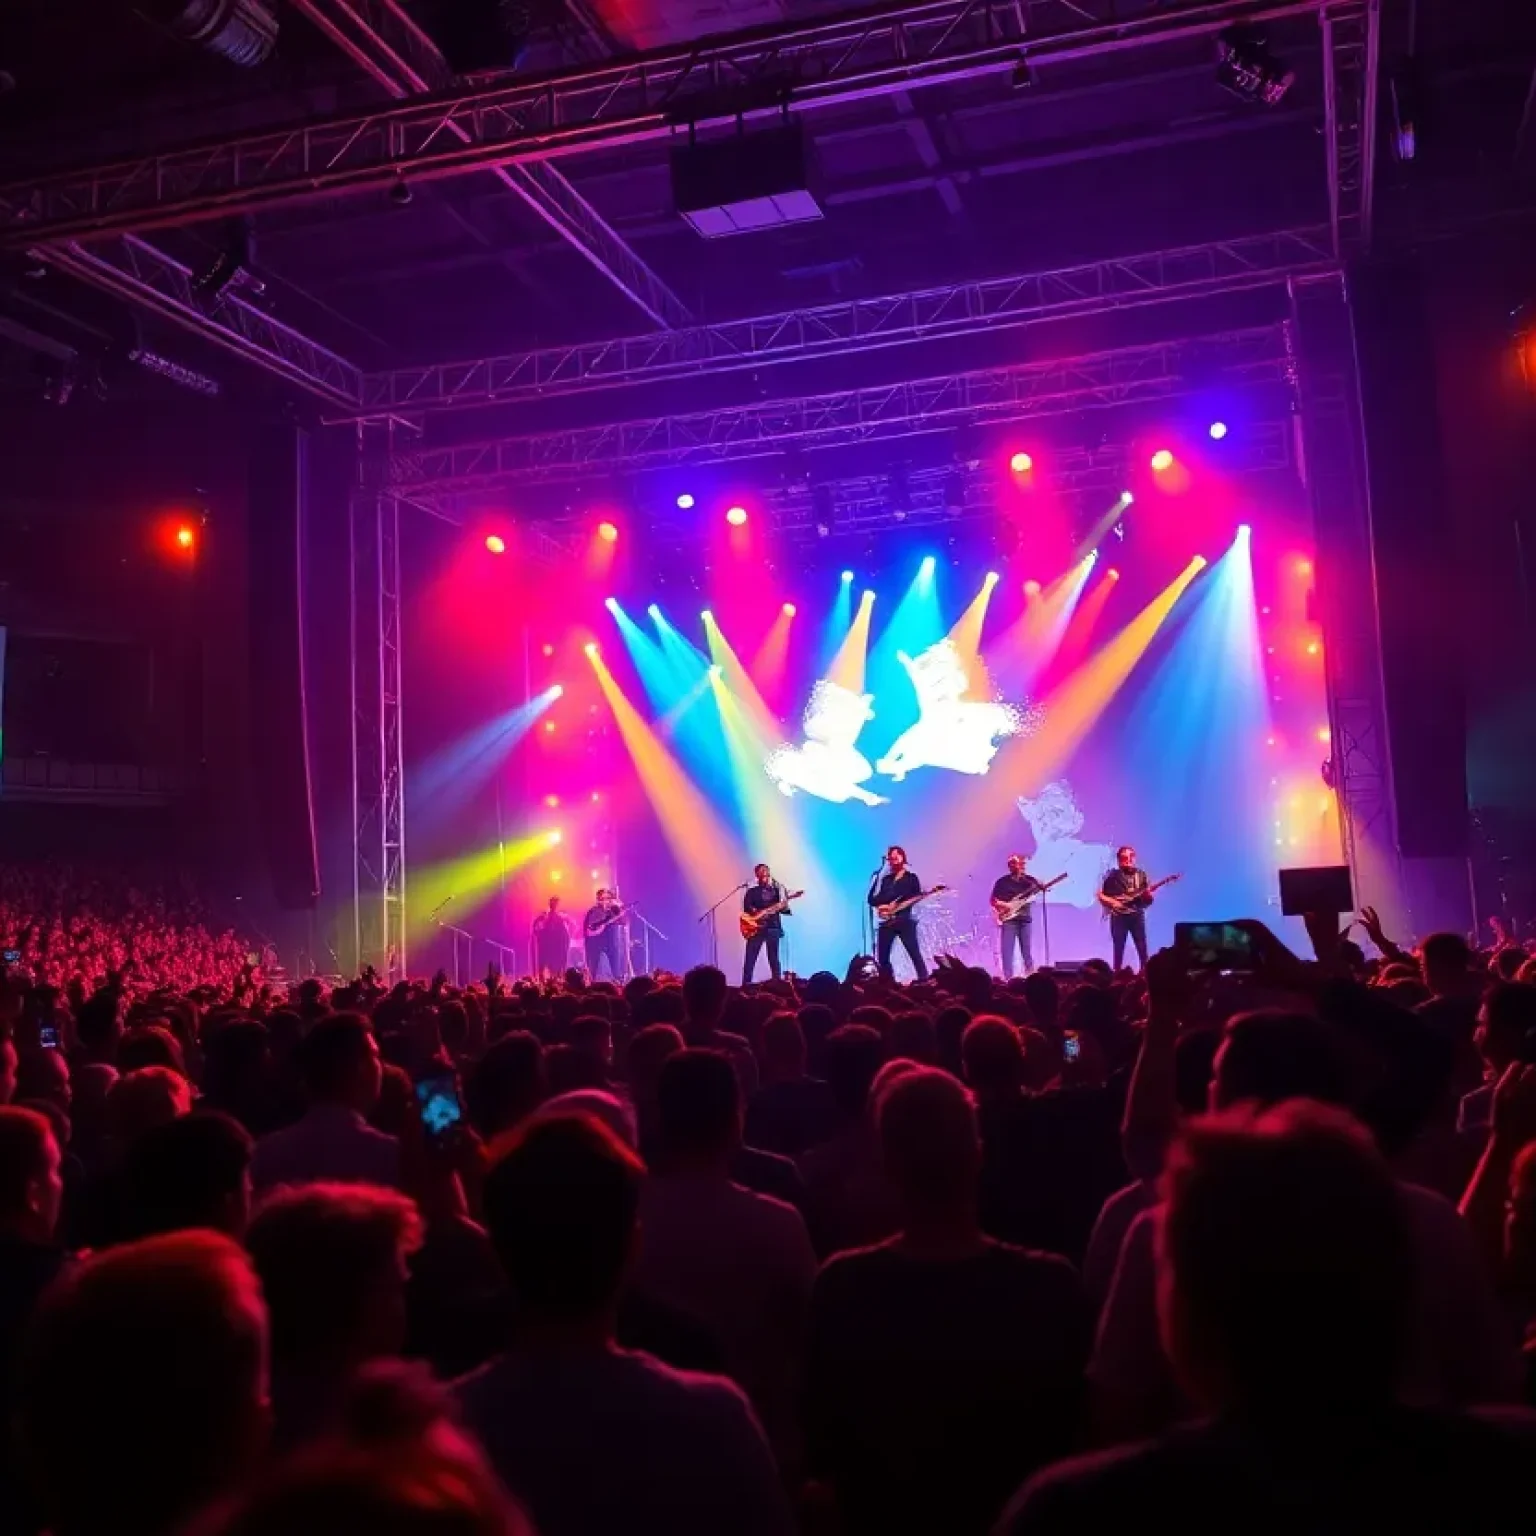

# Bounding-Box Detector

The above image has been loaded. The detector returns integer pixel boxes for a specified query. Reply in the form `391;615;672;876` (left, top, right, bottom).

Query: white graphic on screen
875;639;1044;783
765;680;889;806
1016;780;1113;909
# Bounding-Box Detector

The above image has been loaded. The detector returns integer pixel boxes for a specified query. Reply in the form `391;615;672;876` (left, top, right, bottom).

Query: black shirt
743;881;789;934
1100;868;1148;909
583;904;621;940
870;870;922;918
991;873;1044;921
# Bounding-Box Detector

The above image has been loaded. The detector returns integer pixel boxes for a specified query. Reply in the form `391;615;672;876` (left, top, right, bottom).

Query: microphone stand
1039;888;1052;974
437;921;474;988
864;862;886;963
699;884;747;967
630;907;669;977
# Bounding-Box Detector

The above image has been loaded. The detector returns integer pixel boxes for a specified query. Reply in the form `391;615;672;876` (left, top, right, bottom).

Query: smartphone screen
1062;1030;1081;1063
1176;921;1256;973
414;1073;464;1140
1;949;18;964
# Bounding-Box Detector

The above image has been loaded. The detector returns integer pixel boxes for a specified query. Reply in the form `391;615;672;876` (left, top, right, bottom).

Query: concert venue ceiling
0;0;1530;406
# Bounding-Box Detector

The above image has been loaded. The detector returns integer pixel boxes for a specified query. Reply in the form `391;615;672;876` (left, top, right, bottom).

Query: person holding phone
1098;846;1152;972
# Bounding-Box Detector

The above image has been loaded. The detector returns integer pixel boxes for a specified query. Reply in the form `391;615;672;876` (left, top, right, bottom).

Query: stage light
175;525;196;550
544;794;560;808
590;791;601;803
708;663;723;678
984;570;1000;586
1191;555;1208;570
549;685;564;699
676;493;695;510
1023;579;1042;597
1210;421;1229;440
590;868;601;880
603;597;619;613
1150;448;1174;471
783;602;797;617
485;534;506;555
1009;451;1033;473
1296;557;1313;576
701;609;714;624
647;603;661;618
1305;640;1320;656
1317;726;1331;743
1238;522;1251;536
841;570;854;583
543;721;557;733
598;521;619;543
725;505;748;527
861;589;876;604
547;830;563;846
542;643;555;657
550;869;563;882
584;641;599;657
920;555;936;575
1107;568;1121;581
1120;490;1135;505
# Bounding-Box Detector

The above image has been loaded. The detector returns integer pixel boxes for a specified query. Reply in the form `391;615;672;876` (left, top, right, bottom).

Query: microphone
428;895;454;922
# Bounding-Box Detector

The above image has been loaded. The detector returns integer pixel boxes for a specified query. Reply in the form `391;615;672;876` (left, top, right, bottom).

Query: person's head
761;1010;807;1082
681;965;728;1032
823;1023;885;1124
546;895;561;913
594;888;611;905
15;1045;70;1115
1006;853;1026;876
1117;846;1137;870
1475;982;1536;1076
246;1184;423;1377
482;1111;642;1331
877;1069;981;1226
124;1112;254;1240
118;1024;187;1078
1021;970;1059;1028
655;1048;739;1169
887;845;908;874
106;1065;193;1148
889;1010;938;1065
1421;931;1474;996
1158;1100;1413;1416
301;1014;383;1115
21;1231;269;1536
0;1105;63;1242
754;863;772;885
571;1013;613;1074
1210;1009;1354;1114
961;1016;1025;1101
464;1031;545;1139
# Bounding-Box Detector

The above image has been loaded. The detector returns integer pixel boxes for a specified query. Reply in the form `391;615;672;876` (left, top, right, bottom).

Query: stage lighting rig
1215;25;1295;106
147;0;278;66
193;217;261;307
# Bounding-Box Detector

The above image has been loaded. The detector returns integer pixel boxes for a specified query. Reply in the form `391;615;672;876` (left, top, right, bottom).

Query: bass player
990;853;1045;980
582;887;628;981
1098;846;1154;971
741;863;794;985
868;845;930;983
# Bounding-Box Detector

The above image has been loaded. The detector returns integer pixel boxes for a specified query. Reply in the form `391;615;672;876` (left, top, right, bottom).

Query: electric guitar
1100;872;1182;917
584;902;635;939
991;873;1067;924
875;884;949;927
739;890;805;939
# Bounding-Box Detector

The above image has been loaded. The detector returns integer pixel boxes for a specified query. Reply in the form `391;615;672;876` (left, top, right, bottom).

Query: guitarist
1098;846;1153;972
990;853;1044;980
582;887;628;981
741;863;791;985
868;845;929;983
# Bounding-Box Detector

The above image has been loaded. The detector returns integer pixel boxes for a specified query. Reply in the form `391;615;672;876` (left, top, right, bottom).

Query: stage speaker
1350;257;1468;861
248;422;320;909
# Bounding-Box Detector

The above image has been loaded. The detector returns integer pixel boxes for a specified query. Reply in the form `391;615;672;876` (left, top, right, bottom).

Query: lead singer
868;845;929;982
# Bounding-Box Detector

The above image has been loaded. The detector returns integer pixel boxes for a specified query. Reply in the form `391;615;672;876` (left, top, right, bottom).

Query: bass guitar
584;902;635;939
1101;872;1182;917
992;873;1067;924
875;884;949;927
740;890;805;939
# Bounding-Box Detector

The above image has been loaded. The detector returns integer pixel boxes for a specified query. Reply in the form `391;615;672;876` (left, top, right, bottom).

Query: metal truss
288;0;690;328
384;327;1291;493
39;235;365;408
0;0;1341;242
1287;271;1399;917
1321;0;1381;256
350;486;408;980
350;227;1336;419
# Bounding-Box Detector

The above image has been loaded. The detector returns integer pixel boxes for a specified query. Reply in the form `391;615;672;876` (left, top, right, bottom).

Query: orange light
1150;448;1174;472
544;794;560;808
1023;578;1041;597
1009;451;1033;474
175;525;196;551
1297;558;1313;576
782;602;797;617
1317;726;1331;743
590;790;601;803
726;505;748;527
584;642;599;658
548;829;563;845
1106;568;1121;582
597;521;619;544
1305;640;1321;656
590;869;601;880
543;721;557;734
485;534;506;555
550;869;563;882
541;643;555;657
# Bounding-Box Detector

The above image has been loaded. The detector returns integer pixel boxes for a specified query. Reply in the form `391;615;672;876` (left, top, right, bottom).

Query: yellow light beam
828;588;875;694
409;830;554;941
946;571;999;693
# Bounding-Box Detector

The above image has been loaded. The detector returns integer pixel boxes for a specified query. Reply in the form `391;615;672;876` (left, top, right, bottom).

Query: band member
582;888;627;981
531;895;571;978
868;845;929;982
741;863;791;986
1098;846;1153;971
990;853;1043;980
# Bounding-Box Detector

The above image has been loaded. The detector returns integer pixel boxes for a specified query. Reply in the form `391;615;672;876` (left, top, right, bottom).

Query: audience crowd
3;868;1536;1534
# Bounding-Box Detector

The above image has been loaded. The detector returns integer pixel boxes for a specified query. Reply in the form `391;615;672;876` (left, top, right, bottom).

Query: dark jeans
585;935;624;981
877;919;928;982
999;918;1033;979
1110;911;1149;971
743;930;782;985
